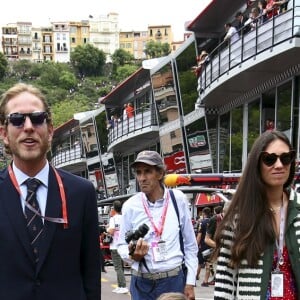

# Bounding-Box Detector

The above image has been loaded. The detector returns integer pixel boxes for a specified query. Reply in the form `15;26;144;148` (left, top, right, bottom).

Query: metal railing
199;6;300;92
107;104;158;144
51;144;84;166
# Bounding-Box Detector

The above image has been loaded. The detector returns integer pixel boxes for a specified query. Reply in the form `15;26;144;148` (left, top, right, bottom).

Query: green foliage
144;40;171;58
0;50;136;128
0;53;8;80
111;49;135;67
70;44;106;77
59;71;77;90
9;60;32;80
51;98;90;128
115;65;139;83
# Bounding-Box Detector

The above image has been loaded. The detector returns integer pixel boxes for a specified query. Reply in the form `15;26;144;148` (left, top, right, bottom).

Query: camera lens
136;224;149;239
125;223;149;243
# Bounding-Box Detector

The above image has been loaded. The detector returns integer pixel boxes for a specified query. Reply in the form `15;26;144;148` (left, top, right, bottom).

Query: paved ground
101;265;215;299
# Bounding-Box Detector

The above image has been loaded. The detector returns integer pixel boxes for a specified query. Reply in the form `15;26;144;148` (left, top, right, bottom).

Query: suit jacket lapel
36;167;62;273
0;170;35;262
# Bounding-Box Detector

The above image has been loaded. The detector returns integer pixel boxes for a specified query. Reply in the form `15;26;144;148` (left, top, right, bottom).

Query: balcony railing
51;144;84;166
107;104;158;144
198;6;300;93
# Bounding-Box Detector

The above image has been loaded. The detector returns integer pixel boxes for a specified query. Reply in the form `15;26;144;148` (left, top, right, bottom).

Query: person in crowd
99;222;107;273
156;292;188;300
276;0;289;12
107;200;129;294
194;50;209;77
0;83;101;299
258;0;268;23
205;203;230;249
125;102;134;118
117;150;198;300
265;118;275;131
195;207;213;286
203;202;231;288
224;23;239;44
106;116;114;129
266;0;279;19
245;7;260;30
235;11;251;35
122;103;128;121
213;130;300;299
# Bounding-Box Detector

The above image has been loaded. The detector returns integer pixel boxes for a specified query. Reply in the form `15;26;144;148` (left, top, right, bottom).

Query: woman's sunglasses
260;150;296;167
5;112;49;128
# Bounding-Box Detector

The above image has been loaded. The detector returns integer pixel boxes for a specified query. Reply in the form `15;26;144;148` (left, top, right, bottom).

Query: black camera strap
169;189;188;280
169;189;185;257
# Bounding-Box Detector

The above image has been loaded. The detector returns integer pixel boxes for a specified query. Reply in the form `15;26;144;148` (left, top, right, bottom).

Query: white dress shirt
117;188;198;285
13;161;49;219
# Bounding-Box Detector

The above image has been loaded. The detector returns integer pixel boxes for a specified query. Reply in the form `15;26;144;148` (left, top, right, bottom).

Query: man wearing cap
117;150;198;300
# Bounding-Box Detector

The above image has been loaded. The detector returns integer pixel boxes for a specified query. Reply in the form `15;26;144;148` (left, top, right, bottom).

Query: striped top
214;189;300;299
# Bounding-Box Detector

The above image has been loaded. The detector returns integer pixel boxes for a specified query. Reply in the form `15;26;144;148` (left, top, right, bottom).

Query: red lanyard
142;190;170;238
8;164;68;229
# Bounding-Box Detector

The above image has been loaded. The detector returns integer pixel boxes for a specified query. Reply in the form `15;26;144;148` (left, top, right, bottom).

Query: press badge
271;271;284;297
151;240;167;262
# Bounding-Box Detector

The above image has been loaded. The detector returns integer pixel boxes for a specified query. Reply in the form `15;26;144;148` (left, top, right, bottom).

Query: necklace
269;194;284;214
270;206;281;213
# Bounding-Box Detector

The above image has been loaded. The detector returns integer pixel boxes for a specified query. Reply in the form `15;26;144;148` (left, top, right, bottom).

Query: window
170;131;176;138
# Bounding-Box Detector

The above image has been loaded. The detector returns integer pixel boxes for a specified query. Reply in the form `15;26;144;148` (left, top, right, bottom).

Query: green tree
38;62;61;86
0;52;8;80
115;65;139;83
111;49;134;67
9;60;32;80
59;71;77;90
144;40;171;58
70;44;106;77
51;97;90;127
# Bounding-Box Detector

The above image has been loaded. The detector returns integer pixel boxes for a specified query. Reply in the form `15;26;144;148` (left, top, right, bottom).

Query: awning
195;193;221;206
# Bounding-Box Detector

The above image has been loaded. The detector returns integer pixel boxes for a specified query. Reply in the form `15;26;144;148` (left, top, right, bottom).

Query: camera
125;223;149;255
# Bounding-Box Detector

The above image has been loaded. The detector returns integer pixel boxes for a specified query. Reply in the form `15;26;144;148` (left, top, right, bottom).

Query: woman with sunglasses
213;130;300;299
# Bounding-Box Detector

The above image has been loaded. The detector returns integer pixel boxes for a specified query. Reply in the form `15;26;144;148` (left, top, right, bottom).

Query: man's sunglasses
6;112;49;127
260;150;296;167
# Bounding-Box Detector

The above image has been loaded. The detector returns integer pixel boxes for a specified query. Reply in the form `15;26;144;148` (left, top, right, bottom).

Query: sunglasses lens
30;112;47;125
7;112;47;127
9;113;25;127
261;151;295;166
262;153;277;166
280;152;294;165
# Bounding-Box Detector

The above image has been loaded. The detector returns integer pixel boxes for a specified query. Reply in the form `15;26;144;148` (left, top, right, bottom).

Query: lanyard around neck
142;190;170;238
275;204;286;270
8;164;68;229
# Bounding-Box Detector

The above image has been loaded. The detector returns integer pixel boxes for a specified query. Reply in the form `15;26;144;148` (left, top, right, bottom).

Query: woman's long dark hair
214;130;295;268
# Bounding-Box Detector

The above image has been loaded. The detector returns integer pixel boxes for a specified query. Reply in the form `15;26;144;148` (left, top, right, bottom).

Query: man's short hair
113;200;122;213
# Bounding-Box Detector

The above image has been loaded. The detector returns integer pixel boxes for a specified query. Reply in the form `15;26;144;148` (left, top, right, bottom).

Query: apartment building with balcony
31;27;43;63
1;25;18;60
148;25;173;45
119;30;148;60
17;22;32;60
52;22;70;63
1;14;181;64
41;26;54;61
88;13;120;62
69;21;90;53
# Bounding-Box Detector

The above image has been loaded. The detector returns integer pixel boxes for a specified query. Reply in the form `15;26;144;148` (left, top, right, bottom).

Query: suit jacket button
35;280;41;286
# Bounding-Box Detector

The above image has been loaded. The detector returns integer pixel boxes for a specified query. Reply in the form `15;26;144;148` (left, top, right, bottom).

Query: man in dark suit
0;83;101;299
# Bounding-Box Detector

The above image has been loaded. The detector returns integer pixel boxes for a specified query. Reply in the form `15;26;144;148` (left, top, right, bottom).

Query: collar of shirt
12;161;49;215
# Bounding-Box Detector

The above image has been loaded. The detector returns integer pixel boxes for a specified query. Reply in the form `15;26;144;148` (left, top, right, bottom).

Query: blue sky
0;0;212;41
